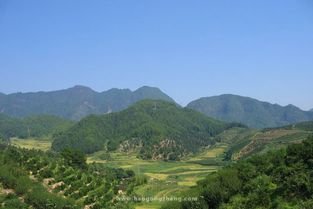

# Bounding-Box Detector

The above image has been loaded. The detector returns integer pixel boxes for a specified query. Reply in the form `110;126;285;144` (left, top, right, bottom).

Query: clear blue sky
0;0;312;110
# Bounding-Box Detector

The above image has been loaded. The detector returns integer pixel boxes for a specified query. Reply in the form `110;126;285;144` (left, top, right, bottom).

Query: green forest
0;114;73;140
52;100;243;160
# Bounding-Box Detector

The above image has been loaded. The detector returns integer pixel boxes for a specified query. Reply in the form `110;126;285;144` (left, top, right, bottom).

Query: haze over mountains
0;85;174;120
0;86;312;128
187;94;313;128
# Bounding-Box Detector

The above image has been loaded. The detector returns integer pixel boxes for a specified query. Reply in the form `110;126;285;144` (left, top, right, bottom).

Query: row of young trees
0;144;140;208
0;145;78;208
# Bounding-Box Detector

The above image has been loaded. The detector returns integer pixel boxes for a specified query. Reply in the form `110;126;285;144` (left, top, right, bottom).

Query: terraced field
233;129;310;159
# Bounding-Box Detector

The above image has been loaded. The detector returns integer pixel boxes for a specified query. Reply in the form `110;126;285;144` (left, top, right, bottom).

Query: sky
0;0;312;110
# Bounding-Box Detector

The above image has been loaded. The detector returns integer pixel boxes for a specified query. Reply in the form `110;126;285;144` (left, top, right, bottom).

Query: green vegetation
0;86;175;120
164;135;313;209
52;100;240;160
61;148;87;169
0;145;138;208
282;121;313;131
232;123;313;159
8;119;313;209
0;146;78;208
187;94;313;128
0;114;73;140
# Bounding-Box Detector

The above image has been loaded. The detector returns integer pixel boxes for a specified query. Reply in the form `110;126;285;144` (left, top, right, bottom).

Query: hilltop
52;100;240;160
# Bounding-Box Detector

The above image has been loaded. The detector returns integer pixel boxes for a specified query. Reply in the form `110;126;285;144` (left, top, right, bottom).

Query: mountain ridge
187;94;313;128
0;85;175;120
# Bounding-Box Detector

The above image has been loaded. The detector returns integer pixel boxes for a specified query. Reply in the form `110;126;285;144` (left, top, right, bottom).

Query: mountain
310;108;313;112
187;94;313;128
0;86;175;120
0;114;73;140
52;100;240;160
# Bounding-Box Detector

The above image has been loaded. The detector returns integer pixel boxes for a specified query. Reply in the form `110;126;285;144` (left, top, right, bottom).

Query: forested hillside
52;100;241;160
0;114;73;140
0;86;175;120
187;94;313;128
163;134;313;209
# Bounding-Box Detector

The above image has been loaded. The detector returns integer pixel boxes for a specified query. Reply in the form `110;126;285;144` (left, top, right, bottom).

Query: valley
11;138;226;209
9;120;312;209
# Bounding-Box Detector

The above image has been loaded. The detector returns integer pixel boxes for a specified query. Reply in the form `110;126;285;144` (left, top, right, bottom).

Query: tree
61;148;87;169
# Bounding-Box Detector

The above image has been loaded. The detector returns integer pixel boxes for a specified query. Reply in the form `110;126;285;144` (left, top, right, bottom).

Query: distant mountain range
1;86;312;128
0;86;174;120
187;94;313;128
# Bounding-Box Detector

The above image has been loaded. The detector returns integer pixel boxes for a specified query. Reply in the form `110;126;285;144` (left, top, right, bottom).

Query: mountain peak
133;86;175;103
136;85;158;89
68;85;95;92
285;104;301;110
134;86;162;93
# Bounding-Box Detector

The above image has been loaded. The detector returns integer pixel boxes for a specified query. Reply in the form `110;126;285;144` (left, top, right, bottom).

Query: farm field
87;143;227;209
10;137;52;151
